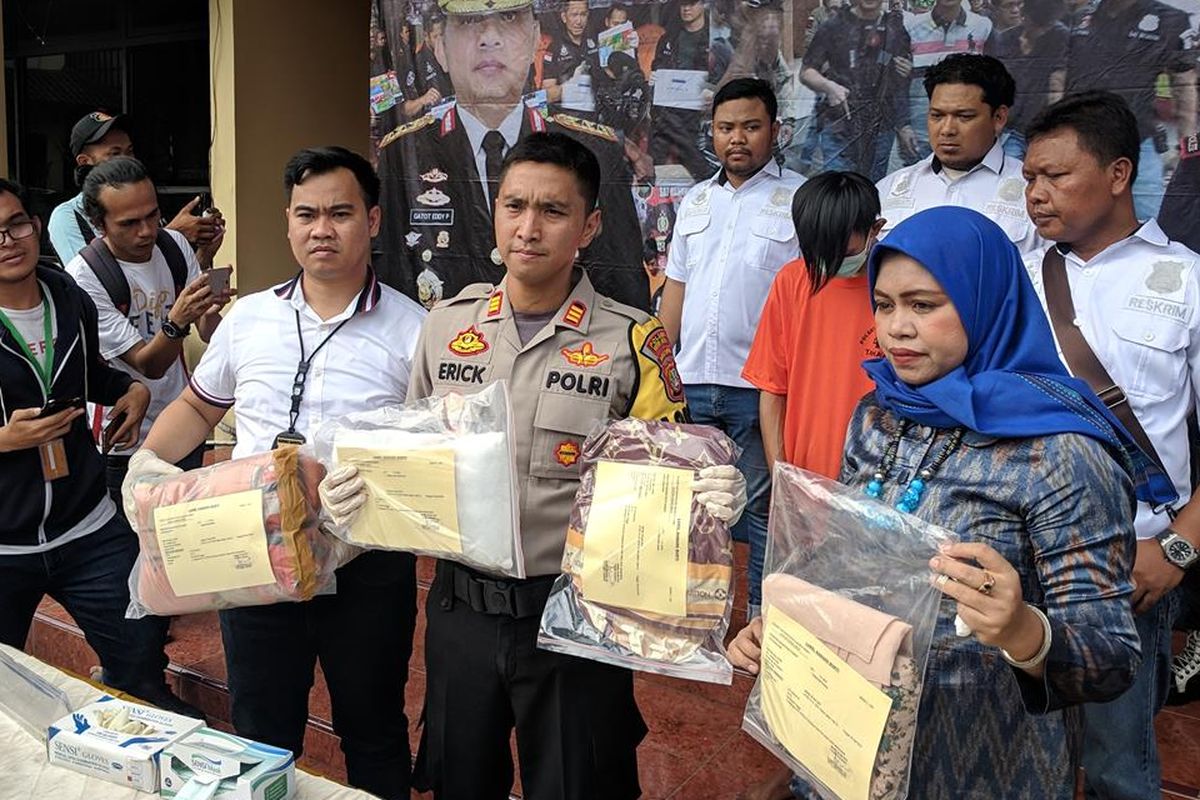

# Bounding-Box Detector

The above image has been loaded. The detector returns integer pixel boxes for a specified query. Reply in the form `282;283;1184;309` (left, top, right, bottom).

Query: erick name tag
39;438;69;480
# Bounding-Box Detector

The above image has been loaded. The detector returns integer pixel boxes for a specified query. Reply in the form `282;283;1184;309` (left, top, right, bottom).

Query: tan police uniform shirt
406;269;689;577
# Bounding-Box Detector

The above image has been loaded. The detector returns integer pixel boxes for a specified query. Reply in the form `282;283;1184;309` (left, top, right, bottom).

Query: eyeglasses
0;221;36;246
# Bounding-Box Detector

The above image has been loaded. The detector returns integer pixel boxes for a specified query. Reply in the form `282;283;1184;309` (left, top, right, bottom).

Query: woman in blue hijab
733;206;1160;798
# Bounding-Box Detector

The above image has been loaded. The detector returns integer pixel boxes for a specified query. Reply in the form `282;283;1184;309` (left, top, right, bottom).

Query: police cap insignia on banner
437;0;532;13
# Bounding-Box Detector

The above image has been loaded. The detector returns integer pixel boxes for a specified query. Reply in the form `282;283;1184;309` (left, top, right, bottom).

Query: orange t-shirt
742;259;880;479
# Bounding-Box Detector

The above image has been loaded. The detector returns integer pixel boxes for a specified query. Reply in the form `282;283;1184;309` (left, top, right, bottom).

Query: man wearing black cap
47;112;224;265
375;0;649;314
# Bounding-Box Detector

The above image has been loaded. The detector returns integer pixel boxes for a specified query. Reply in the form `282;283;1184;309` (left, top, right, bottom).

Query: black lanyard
275;310;350;446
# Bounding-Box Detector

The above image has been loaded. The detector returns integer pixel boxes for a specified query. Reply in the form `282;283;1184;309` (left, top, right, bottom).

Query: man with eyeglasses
376;0;649;314
0;177;203;718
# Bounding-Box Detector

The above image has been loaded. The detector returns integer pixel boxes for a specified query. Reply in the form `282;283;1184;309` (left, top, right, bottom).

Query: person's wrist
1001;604;1051;666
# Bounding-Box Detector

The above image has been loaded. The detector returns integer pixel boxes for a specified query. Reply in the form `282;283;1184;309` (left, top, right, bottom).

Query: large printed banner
372;0;1200;310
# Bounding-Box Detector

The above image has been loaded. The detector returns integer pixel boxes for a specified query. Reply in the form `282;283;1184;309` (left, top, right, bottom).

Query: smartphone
102;411;128;454
192;192;213;217
38;396;83;418
208;266;233;295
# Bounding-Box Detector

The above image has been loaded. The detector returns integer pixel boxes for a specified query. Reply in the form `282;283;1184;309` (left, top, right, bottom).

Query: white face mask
835;248;870;277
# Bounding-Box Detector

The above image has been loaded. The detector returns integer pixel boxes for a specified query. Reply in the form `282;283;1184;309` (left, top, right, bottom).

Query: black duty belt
443;561;554;619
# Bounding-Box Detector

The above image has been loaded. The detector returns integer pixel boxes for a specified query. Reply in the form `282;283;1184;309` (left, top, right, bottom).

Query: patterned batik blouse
838;394;1141;800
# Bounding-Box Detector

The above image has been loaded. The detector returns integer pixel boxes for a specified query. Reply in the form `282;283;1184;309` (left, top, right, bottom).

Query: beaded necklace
864;420;966;513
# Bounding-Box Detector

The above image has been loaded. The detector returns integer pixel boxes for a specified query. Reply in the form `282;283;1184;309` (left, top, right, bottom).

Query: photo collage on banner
371;0;1200;309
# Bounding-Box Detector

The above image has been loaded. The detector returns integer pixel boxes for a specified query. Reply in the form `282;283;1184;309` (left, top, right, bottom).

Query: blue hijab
863;206;1177;508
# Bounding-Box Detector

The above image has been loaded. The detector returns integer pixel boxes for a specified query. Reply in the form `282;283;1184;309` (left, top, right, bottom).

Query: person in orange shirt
739;170;884;800
744;170;885;483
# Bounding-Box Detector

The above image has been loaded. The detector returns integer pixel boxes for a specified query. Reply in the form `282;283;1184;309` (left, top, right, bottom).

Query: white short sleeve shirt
65;229;202;451
876;140;1043;254
190;269;427;459
665;161;806;387
1024;220;1200;539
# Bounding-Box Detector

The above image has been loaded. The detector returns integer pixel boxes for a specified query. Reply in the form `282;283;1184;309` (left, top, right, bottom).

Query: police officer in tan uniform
323;132;746;799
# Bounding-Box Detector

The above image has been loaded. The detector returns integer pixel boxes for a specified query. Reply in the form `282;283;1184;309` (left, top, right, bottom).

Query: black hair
283;146;381;209
792;171;881;293
81;156;151;227
923;53;1016;110
497;132;602;211
1026;90;1140;183
0;178;32;216
713;77;779;123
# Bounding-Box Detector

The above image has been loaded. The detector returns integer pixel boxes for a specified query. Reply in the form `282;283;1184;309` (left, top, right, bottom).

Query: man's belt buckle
483;581;515;616
1097;384;1127;409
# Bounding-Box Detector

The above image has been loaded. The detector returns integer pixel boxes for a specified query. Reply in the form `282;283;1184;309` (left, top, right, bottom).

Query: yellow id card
580;461;691;616
335;447;462;554
153;489;276;596
760;605;893;800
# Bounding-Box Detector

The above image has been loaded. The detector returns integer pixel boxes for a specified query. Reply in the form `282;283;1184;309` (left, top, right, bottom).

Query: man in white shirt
124;147;427;800
658;77;804;619
1022;91;1200;800
65;157;230;514
902;0;992;160
877;53;1041;253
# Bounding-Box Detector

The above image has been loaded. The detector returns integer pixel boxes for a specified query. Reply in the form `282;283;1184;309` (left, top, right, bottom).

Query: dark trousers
414;562;646;800
219;549;417;800
106;444;206;523
0;513;170;696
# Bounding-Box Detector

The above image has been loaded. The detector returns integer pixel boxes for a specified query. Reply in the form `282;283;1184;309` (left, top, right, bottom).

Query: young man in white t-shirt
65;157;230;512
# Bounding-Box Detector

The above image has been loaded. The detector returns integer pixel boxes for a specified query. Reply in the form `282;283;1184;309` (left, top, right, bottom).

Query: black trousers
649;107;714;181
414;562;646;800
219;549;417;800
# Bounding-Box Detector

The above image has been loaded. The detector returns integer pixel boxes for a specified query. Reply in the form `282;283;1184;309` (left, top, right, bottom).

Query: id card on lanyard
0;294;67;480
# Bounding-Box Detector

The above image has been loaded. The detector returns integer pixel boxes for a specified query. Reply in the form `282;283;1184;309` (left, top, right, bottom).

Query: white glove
693;464;748;527
319;465;368;529
121;449;183;528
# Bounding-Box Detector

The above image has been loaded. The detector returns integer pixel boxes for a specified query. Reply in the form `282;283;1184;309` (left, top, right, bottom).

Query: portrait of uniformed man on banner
375;0;650;312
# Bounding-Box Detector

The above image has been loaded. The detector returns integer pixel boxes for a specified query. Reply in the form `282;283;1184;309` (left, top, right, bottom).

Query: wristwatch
161;319;191;340
1156;529;1199;570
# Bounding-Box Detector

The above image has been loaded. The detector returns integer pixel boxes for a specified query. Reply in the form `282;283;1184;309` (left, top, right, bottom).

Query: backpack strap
73;209;97;246
155;229;189;295
79;238;131;316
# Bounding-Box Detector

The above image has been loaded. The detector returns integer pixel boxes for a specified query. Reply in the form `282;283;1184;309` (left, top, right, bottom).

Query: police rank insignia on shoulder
379;114;436;149
551;113;618;142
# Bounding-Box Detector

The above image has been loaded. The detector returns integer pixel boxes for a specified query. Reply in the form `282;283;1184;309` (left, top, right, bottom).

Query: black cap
69;112;127;157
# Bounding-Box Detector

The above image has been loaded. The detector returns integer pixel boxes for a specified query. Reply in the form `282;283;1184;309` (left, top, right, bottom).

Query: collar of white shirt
1057;218;1171;264
929;138;1006;180
459;103;525;165
273;266;384;322
713;158;784;193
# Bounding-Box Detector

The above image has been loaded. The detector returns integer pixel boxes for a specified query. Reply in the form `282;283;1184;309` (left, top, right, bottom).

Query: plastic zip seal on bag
125;445;351;618
311;380;525;578
741;462;957;800
0;648;72;743
538;418;740;684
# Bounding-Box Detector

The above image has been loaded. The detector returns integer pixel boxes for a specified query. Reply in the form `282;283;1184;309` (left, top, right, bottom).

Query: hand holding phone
208;266;233;295
38;396;83;418
102;411;128;454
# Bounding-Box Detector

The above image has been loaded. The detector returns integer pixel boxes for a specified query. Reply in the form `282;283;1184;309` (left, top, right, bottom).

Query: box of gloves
159;728;295;800
46;695;203;791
